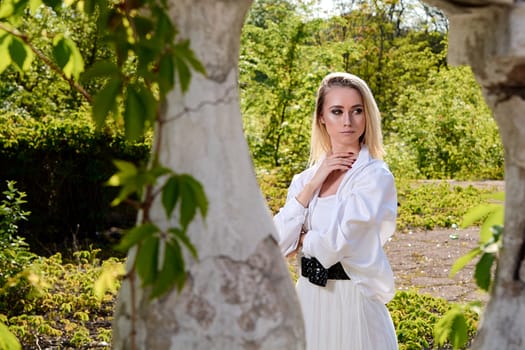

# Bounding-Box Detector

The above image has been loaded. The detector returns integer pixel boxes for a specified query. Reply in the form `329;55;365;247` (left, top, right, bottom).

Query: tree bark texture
112;1;305;349
422;2;525;348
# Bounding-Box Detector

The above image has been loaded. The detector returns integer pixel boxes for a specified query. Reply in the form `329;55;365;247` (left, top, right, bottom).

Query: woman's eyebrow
328;104;363;108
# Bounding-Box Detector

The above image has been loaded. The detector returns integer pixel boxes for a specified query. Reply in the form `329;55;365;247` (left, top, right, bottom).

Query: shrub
0;181;37;316
0;113;151;255
389;290;478;349
396;180;499;231
385;66;503;181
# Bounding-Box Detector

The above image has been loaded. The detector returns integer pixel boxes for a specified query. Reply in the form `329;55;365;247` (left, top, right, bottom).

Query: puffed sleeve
273;173;309;256
302;163;397;303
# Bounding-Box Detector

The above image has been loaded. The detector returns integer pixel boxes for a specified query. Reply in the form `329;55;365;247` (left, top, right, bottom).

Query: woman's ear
319;115;326;124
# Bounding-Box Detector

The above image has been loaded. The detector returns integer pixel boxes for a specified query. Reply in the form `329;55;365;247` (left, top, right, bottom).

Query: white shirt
273;145;397;303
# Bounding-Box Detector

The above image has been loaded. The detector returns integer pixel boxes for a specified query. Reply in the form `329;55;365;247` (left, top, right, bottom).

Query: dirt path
385;227;489;303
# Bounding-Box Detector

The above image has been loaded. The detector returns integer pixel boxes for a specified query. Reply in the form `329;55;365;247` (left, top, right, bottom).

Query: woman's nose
343;113;352;126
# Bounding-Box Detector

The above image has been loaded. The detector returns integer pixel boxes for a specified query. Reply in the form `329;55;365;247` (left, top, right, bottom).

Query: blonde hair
309;72;385;165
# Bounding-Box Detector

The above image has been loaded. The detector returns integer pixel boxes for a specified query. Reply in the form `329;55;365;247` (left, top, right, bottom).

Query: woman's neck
331;143;361;154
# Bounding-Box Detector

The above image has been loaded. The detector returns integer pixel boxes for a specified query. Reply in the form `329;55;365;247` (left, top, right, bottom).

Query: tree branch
0;22;93;103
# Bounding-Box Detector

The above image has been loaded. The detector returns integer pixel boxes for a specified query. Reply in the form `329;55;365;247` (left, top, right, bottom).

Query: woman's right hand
295;152;356;207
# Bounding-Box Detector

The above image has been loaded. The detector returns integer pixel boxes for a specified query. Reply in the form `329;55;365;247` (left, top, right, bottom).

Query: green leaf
433;306;468;350
94;260;125;299
136;235;160;286
52;36;84;80
158;53;175;95
0;0;29;19
475;252;495;291
449;247;481;277
92;78;122;128
174;55;191;92
479;206;504;244
161;176;180;219
115;223;159;252
124;85;147;141
0;34;12;75
8;37;32;71
82;0;97;14
150;240;185;298
461;203;500;229
0;321;21;350
172;40;206;92
169;227;197;259
178;175;207;230
42;0;61;10
106;160;137;186
182;174;208;218
29;0;42;14
81;60;120;81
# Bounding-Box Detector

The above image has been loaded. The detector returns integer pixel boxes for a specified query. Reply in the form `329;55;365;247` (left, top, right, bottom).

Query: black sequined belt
301;256;350;287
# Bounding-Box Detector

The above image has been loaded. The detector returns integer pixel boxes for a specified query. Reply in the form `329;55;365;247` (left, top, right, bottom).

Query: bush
396;180;499;231
0;181;38;316
385;66;503;181
0;113;151;255
389;290;478;349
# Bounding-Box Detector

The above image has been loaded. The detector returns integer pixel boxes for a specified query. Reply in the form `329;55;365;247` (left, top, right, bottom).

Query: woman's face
320;86;366;150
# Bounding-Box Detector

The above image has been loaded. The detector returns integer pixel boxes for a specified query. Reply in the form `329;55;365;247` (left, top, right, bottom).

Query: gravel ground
385;227;490;303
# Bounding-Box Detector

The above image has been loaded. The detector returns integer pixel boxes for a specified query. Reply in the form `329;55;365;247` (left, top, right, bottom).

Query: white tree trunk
112;1;305;349
422;2;525;348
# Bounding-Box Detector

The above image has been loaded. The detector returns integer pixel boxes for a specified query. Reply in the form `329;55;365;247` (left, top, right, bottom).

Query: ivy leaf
150;239;185;299
161;176;180;219
475;252;495;291
106;160;140;206
8;36;32;72
28;0;42;14
0;34;12;75
124;84;147;141
0;321;21;350
433;306;468;350
479;206;504;244
92;78;122;128
52;36;85;80
179;174;208;230
157;53;175;96
42;0;61;11
173;40;206;92
107;160;137;186
115;222;159;252
81;60;120;81
0;0;29;20
449;247;481;277
136;235;160;286
169;227;197;259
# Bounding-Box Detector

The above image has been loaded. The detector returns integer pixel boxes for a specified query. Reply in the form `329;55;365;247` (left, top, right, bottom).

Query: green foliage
0;113;150;252
449;192;504;292
0;181;37;316
0;181;32;350
386;66;503;180
107;160;207;298
396;180;499;231
388;290;478;350
434;192;504;349
433;301;482;350
4;249;122;348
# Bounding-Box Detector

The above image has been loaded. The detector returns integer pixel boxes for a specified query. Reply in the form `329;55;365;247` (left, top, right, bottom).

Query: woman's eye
331;109;343;115
352;107;363;115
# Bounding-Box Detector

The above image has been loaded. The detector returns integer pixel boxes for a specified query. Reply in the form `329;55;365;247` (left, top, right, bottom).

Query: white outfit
273;146;398;350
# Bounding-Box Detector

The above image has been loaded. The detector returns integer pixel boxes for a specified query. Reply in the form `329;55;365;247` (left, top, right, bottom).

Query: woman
273;72;398;349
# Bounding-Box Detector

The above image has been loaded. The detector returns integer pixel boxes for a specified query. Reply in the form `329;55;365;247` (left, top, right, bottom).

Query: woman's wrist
296;182;317;207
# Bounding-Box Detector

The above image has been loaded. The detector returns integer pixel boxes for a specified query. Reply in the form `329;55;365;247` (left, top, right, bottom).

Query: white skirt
296;277;398;350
